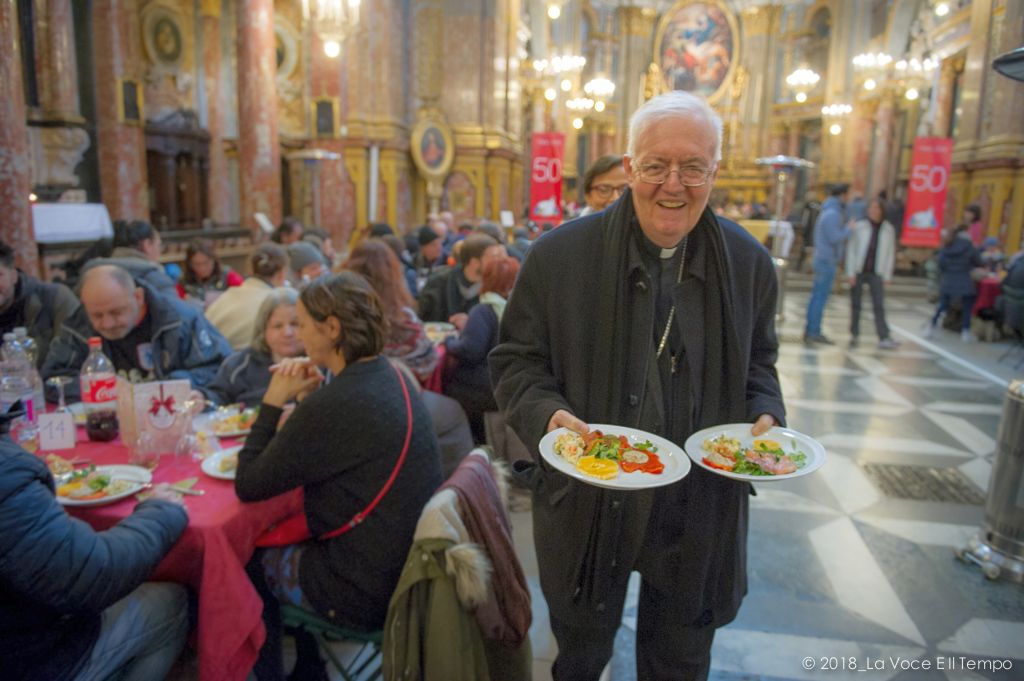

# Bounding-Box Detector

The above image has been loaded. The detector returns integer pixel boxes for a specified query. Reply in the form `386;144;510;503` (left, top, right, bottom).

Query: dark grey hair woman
200;288;303;407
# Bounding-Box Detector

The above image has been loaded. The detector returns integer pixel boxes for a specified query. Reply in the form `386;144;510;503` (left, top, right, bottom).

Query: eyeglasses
633;162;715;187
589;183;629;198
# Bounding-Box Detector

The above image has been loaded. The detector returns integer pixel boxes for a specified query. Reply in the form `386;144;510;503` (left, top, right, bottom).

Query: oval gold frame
410;117;455;181
653;0;741;106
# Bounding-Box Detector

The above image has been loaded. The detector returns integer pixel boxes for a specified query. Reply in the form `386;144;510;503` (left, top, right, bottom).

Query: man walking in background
804;184;851;345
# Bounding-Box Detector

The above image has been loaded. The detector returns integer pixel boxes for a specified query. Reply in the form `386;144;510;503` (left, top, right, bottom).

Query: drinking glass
130;431;160;470
46;376;73;413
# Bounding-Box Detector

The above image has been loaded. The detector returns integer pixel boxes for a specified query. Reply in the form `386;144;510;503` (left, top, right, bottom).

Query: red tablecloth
62;435;301;681
974;276;1003;314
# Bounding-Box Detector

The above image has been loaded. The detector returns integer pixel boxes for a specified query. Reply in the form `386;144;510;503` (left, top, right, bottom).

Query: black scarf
566;191;749;608
587;190;746;428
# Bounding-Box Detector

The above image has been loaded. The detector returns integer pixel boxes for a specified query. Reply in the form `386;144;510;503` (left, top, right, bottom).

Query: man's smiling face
624;115;719;248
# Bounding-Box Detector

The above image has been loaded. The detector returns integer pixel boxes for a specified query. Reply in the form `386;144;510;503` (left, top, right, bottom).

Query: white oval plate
210;427;250;439
683;423;826;482
538;424;692;490
424;322;457;345
201;445;242;480
57;465;153;507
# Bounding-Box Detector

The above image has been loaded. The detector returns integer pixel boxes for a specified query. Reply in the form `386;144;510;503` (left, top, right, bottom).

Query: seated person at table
342;240;438;384
443;256;519;443
0;405;190;681
42;265;232;400
202;289;303;407
207;242;290;350
176;237;244;308
0;240;80;369
417;234;505;329
236;272;443;680
86;219;178;298
287;241;327;285
980;236;1005;275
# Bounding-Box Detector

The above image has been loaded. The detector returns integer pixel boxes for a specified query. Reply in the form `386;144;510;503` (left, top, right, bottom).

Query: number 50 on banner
901;137;953;248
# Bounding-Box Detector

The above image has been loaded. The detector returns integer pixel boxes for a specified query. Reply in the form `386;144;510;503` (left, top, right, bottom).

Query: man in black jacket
0;407;190;681
417;233;504;328
490;92;785;680
0;240;80;368
85;220;177;298
42;265;231;400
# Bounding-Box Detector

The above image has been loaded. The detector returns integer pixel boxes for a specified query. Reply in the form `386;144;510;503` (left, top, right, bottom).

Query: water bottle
13;328;37;366
13;328;44;416
80;337;119;442
0;333;34;422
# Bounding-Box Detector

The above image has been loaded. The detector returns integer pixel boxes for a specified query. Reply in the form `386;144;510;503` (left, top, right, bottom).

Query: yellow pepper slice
576;455;619;480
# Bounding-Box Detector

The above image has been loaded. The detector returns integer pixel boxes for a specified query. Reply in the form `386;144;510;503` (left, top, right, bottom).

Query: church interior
1;2;1024;681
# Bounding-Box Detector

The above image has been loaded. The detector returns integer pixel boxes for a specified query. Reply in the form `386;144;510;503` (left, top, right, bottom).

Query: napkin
136;477;199;502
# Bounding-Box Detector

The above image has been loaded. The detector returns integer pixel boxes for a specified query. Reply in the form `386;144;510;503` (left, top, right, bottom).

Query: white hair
627;91;723;162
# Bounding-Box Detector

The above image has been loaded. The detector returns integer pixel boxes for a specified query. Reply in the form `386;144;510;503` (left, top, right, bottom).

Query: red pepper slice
702;456;734;472
621;450;664;474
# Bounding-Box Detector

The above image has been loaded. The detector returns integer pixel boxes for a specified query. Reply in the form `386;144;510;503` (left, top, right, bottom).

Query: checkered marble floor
515;289;1024;681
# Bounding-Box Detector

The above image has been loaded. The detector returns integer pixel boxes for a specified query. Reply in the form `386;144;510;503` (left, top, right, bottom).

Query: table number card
38;412;76;450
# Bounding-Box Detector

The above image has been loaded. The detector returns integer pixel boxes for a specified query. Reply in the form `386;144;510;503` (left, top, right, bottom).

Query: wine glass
46;376;73;413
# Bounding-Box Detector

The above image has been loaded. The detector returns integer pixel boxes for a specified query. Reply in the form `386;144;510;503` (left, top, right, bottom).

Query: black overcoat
489;193;784;629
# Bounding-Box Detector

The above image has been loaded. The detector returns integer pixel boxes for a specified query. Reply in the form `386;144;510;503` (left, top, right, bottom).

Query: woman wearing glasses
578;155;630;216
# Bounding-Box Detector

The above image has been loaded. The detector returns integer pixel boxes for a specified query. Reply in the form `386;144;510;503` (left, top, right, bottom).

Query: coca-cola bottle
80;337;119;442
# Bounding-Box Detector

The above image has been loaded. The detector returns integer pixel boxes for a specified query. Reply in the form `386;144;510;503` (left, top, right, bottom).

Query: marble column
309;23;350;243
29;0;90;191
34;0;79;118
615;6;657;148
849;100;876;194
201;0;230;224
933;57;961;138
237;0;282;228
0;0;37;272
951;0;993;163
974;0;1024;163
93;0;148;220
867;96;895;198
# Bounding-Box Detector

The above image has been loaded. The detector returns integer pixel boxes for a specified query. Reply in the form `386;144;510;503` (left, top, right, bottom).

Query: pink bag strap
317;362;414;541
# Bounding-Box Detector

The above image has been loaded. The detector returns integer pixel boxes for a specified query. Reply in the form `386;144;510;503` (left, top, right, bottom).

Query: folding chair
280;604;383;681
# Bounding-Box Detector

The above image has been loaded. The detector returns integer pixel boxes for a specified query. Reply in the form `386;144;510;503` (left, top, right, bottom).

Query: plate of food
538;424;691;490
56;465;153;507
423;322;457;345
683;424;826;482
206;406;259;438
201;445;242;480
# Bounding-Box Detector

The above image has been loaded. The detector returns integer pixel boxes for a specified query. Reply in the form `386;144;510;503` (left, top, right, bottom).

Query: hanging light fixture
307;0;361;58
584;77;615;99
785;67;820;102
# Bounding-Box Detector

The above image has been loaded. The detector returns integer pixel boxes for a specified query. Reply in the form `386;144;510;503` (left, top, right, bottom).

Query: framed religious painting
653;0;740;105
117;78;143;125
311;98;340;138
410;116;454;181
142;6;186;70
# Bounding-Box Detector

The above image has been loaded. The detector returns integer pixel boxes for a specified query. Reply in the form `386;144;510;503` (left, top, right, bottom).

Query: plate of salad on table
539;424;692;490
683;423;826;482
55;465;153;507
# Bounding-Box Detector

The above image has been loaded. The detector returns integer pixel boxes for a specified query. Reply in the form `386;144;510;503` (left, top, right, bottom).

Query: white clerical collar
660;246;678;260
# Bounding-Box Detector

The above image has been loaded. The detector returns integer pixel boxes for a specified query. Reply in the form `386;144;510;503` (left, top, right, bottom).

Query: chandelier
532;55;586;76
566;97;594;111
306;0;361;58
584;77;615;99
785;68;820;103
821;103;852;135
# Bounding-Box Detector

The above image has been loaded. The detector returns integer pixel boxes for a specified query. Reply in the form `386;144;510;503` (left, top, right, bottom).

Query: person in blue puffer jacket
0;404;189;681
922;223;983;342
